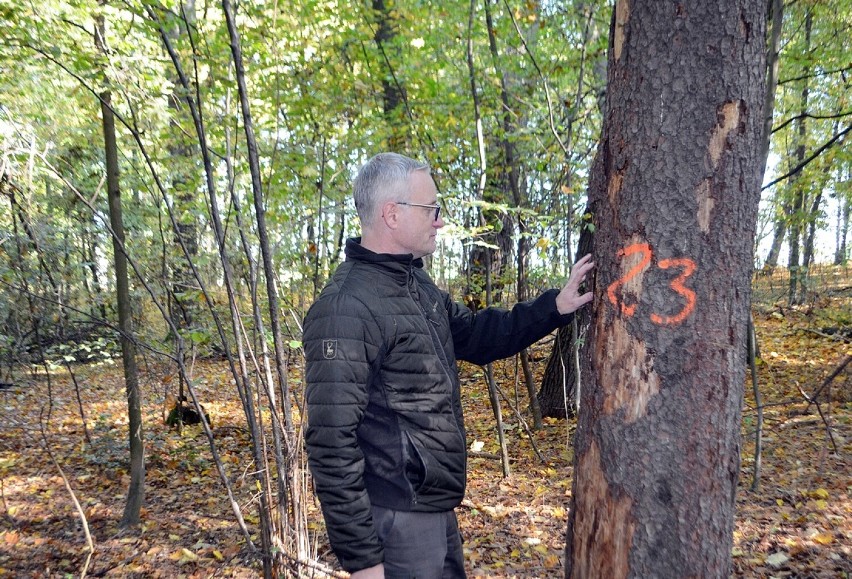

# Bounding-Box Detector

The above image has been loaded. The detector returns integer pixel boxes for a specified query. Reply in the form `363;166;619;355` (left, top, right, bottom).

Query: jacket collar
345;237;425;270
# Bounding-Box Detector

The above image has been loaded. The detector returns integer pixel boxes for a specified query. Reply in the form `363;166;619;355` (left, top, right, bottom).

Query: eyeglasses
396;201;441;221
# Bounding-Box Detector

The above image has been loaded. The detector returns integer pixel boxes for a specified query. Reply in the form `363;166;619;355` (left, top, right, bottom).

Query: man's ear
381;201;400;230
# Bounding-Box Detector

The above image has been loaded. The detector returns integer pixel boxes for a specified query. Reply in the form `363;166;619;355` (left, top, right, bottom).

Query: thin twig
748;315;763;492
493;381;544;462
39;410;94;577
804;354;851;413
65;361;92;445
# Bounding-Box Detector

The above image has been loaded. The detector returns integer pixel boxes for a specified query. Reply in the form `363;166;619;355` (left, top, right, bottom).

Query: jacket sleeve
448;289;573;365
303;293;384;572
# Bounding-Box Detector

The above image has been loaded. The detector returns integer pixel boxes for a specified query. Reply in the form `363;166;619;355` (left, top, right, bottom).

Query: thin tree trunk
143;4;265;557
803;189;823;268
788;10;812;305
223;0;306;570
484;251;510;477
760;0;783;173
760;0;785;271
166;0;199;341
764;209;787;268
95;15;144;525
373;0;408;150
835;180;850;265
102;91;144;527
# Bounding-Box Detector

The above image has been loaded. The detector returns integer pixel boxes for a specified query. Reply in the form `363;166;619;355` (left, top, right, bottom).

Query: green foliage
0;0;847;359
759;0;851;266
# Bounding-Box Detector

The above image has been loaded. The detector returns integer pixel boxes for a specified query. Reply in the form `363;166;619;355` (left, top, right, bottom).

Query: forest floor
0;277;849;578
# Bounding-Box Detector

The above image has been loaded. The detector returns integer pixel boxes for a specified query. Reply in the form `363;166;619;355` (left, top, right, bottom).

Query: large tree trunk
95;12;144;528
565;1;765;577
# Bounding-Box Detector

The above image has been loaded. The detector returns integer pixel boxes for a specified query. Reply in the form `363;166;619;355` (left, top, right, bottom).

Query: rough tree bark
565;1;766;577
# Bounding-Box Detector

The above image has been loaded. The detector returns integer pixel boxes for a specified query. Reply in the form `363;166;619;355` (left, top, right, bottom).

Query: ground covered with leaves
0;290;849;577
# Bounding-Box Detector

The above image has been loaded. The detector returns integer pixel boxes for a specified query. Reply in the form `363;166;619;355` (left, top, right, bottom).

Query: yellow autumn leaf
213;549;224;561
552;506;566;518
809;488;829;500
179;548;198;564
812;532;833;545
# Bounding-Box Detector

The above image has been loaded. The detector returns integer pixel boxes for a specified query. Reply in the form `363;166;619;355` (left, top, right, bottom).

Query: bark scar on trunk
598;315;660;422
607;169;625;208
571;439;634;578
696;180;714;233
708;101;740;168
614;0;630;62
697;101;739;233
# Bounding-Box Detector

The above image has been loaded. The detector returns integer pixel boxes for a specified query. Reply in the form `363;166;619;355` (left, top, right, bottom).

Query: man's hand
555;253;595;315
350;563;384;578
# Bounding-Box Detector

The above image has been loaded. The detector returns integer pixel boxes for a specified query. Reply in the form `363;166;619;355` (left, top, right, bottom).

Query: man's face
394;171;444;259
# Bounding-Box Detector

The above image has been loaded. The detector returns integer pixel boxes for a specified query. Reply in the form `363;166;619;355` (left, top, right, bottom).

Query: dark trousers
371;505;467;579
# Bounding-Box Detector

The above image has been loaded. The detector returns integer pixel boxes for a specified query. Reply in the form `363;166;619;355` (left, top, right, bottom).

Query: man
304;152;594;578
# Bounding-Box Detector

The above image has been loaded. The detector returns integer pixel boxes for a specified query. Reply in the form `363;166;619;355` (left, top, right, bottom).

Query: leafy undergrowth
0;298;849;578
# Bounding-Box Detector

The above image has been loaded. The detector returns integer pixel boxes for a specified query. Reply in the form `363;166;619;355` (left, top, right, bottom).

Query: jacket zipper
407;268;466;446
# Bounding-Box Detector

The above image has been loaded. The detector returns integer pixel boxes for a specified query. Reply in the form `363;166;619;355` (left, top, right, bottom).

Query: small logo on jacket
323;339;338;360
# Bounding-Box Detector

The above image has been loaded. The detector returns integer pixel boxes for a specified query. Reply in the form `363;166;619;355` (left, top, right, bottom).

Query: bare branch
762;123;852;190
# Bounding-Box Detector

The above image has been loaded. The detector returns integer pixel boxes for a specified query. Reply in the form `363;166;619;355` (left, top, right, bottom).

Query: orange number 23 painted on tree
606;243;653;317
606;243;697;326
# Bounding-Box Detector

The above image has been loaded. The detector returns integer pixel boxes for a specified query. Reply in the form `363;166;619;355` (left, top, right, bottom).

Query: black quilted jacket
303;238;573;572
